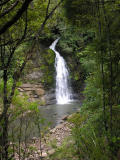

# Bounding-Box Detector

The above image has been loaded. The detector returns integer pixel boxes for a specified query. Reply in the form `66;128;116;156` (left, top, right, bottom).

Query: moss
40;48;55;89
68;112;88;126
55;39;86;92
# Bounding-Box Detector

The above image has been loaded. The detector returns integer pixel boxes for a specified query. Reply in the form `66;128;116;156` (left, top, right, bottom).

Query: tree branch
0;0;19;18
46;0;51;17
6;10;28;69
0;0;32;35
8;45;33;105
38;0;64;35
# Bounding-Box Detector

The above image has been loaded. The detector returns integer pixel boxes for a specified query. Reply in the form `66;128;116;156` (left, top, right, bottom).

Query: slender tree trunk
11;126;15;158
101;53;108;131
2;115;9;160
18;116;23;160
1;69;9;160
96;0;107;131
38;124;42;160
23;119;29;159
101;0;113;134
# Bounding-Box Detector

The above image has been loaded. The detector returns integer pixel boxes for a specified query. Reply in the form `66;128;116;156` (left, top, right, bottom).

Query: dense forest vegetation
0;0;120;159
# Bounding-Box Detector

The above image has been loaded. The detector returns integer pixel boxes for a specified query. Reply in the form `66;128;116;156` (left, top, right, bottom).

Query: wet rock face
44;88;56;105
26;71;43;81
18;83;57;105
18;83;46;104
36;88;45;96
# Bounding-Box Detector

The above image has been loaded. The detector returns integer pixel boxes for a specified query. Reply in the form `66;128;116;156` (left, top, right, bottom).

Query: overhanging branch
0;0;19;18
0;0;32;35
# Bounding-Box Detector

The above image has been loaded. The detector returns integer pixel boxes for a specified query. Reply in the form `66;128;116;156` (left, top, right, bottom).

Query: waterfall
50;38;72;104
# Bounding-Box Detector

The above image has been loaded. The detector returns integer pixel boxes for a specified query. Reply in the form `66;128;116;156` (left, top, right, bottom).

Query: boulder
18;88;24;92
35;88;45;96
42;152;47;157
55;123;64;130
22;87;35;91
21;83;33;88
61;115;68;121
35;84;43;88
48;149;55;155
25;91;32;96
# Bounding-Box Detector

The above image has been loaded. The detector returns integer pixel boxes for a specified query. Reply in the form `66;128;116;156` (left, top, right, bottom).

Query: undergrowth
49;103;120;160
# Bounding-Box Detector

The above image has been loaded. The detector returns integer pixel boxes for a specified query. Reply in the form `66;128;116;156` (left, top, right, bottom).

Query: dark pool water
39;101;81;128
9;101;81;140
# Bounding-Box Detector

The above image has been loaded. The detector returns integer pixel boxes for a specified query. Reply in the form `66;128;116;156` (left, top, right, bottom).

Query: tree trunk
96;0;107;131
0;69;9;160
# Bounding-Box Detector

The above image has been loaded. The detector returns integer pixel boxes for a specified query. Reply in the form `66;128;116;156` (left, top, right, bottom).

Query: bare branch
46;0;51;17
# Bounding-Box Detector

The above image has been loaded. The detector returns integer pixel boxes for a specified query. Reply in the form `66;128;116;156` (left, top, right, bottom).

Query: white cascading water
50;38;72;104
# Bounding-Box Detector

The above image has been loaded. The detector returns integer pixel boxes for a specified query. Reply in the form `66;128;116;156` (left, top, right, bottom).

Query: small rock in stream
61;115;68;121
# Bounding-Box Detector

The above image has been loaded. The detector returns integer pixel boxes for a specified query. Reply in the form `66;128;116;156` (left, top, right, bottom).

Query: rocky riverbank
14;115;73;160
